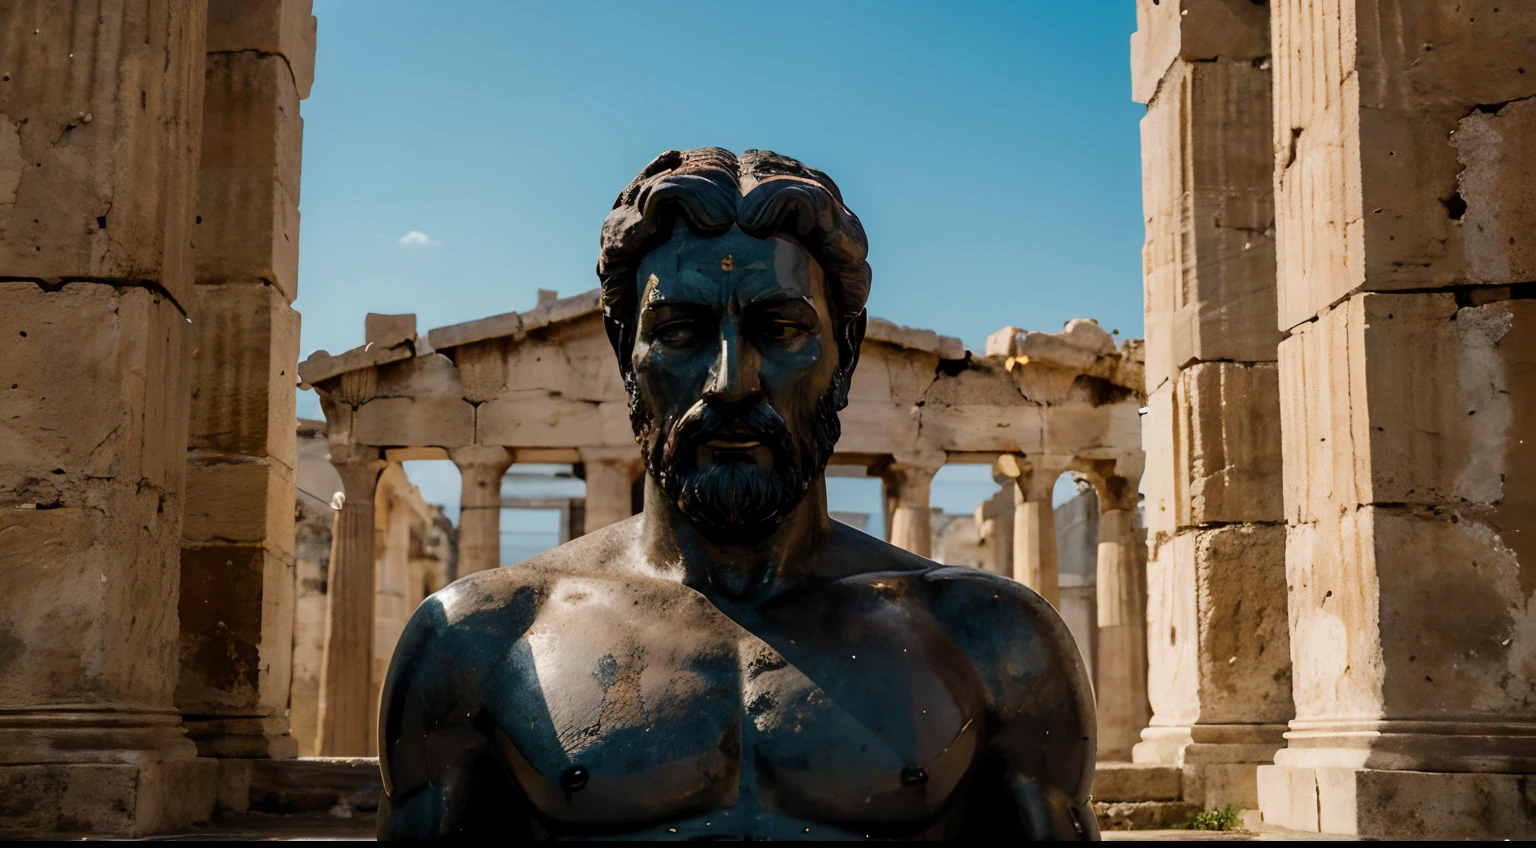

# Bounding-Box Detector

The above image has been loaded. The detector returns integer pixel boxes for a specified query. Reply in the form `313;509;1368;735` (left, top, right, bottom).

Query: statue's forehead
637;228;818;306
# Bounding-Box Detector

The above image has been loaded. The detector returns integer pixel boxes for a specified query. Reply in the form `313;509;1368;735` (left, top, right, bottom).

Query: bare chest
484;579;985;833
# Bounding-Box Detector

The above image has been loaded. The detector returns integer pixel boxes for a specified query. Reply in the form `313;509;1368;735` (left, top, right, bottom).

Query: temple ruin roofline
297;288;1147;467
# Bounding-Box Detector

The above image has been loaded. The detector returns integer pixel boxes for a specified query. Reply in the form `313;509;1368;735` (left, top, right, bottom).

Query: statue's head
598;148;870;535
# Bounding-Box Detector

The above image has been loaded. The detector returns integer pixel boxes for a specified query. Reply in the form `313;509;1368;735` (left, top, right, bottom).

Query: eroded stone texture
1140;58;1281;391
195;52;302;300
0;12;210;810
1130;0;1290;806
0;1;207;307
1272;0;1536;330
1130;0;1270;105
1263;3;1536;836
176;0;317;762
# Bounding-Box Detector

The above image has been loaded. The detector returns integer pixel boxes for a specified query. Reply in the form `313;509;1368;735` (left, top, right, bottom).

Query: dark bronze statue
377;148;1100;840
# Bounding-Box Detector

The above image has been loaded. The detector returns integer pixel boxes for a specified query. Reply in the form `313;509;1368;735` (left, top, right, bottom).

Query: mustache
660;398;798;469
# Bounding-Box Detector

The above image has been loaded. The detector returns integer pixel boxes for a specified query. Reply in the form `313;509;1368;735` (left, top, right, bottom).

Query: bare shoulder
918;566;1093;708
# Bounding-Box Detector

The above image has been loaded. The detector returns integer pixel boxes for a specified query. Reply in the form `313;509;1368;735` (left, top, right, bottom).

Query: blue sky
292;1;1145;556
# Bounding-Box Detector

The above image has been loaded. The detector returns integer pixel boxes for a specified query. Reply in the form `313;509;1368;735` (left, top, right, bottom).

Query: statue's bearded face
629;225;844;533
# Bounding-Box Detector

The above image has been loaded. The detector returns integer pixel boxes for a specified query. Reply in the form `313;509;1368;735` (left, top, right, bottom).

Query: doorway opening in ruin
499;464;586;566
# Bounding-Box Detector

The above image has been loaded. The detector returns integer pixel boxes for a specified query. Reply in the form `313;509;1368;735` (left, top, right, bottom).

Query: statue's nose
703;318;761;404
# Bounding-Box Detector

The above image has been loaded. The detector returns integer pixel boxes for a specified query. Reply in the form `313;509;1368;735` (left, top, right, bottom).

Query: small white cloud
398;230;441;246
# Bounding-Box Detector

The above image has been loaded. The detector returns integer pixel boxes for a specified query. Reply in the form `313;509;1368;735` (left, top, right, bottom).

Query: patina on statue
376;148;1100;840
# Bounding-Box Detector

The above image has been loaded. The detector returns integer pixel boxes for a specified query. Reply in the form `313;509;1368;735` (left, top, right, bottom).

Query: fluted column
579;448;644;535
1088;470;1149;762
450;445;513;575
884;452;945;558
176;0;317;763
995;454;1069;608
0;0;215;836
314;449;385;757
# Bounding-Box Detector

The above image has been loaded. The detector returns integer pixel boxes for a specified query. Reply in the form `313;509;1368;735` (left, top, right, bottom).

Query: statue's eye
655;322;698;346
760;320;807;343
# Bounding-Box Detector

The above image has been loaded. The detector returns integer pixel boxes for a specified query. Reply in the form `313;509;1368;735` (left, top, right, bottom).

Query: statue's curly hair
596;148;871;377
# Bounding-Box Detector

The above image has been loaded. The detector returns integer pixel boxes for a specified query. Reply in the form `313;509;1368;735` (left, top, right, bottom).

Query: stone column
579;448;644;535
176;0;316;763
995;454;1068;608
1129;0;1292;809
450;445;513;575
0;1;217;837
1256;2;1536;839
1087;469;1150;762
884;452;945;558
313;445;385;758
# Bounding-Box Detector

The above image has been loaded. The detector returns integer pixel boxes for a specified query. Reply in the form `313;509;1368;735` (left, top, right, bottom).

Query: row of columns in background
318;444;1150;760
312;444;645;755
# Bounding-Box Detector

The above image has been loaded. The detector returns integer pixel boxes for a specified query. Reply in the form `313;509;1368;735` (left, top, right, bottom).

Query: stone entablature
298;290;1146;467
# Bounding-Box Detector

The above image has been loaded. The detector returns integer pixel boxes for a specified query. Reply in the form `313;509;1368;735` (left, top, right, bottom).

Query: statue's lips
704;438;762;450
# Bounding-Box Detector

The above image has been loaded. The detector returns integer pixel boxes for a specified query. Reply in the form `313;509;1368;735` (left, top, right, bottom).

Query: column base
1132;725;1193;765
0;759;218;838
184;716;298;760
1131;724;1288;809
1258;764;1536;839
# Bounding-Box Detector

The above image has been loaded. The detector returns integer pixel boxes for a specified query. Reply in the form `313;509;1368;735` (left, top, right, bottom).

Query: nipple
560;765;589;793
900;764;929;787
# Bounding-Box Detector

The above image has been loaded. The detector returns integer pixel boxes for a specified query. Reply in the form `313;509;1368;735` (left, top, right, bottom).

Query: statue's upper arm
928;570;1100;840
376;597;493;839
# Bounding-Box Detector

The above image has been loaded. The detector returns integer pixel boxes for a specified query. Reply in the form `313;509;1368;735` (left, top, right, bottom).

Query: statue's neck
639;473;832;602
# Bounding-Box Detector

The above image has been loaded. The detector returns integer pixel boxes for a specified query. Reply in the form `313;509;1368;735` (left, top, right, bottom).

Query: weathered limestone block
372;352;461;399
502;323;625;402
1040;403;1141;458
0;1;207;306
1272;0;1536;329
354;395;474;448
1173;362;1283;526
176;546;294;721
1142;525;1291;735
1285;504;1536;738
1141;382;1177;543
1141;58;1279;389
0;760;218;839
365;312;415;348
0;480;185;711
476;396;607;448
205;0;317;98
182;457;297;563
1456;97;1536;284
451;339;509;403
1130;0;1270;104
195;52;302;300
0;285;191;503
1279;293;1535;525
187;284;300;460
1259;764;1536;840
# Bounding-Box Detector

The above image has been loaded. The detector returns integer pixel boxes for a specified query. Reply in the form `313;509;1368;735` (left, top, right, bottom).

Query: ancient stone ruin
0;0;1531;839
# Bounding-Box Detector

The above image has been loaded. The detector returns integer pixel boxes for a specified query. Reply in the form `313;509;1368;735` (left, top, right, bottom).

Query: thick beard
628;370;844;534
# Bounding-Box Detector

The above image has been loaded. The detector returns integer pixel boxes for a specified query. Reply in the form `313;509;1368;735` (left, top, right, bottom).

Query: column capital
889;448;947;474
995;453;1073;501
1082;469;1141;514
449;444;514;473
578;446;644;468
329;449;386;500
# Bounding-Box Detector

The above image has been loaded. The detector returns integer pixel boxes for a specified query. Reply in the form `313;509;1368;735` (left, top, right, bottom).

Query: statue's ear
836;309;867;407
603;309;634;379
